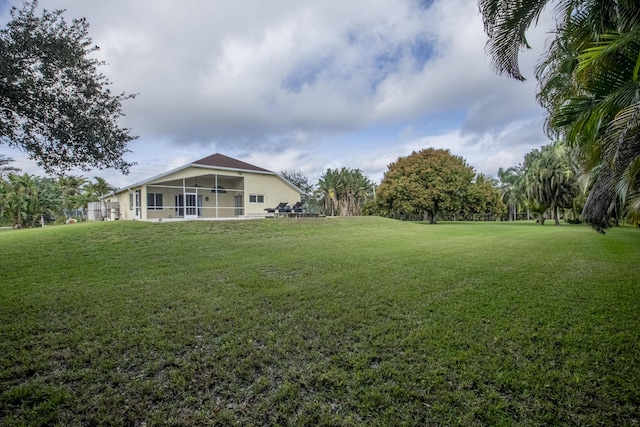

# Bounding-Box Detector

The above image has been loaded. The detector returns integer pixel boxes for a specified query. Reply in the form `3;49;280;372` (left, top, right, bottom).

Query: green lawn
1;217;639;426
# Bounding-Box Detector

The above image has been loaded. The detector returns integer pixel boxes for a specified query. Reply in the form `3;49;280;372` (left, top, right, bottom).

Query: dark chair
265;202;287;213
291;201;303;212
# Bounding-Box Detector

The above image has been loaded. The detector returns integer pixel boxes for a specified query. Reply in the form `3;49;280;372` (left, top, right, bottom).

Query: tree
317;169;341;216
85;176;116;200
56;175;87;218
376;148;475;223
0;173;60;228
479;0;640;232
463;173;506;221
280;169;315;206
498;166;527;221
523;143;578;225
85;175;116;211
317;168;374;216
0;1;137;173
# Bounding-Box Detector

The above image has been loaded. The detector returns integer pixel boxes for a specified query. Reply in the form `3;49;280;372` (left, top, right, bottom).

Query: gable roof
193;153;271;173
110;153;301;196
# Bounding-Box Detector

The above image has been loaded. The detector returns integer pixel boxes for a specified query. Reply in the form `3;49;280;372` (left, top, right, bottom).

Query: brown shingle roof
192;153;272;173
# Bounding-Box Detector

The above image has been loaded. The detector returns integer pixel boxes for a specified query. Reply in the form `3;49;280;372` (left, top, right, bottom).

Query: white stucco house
102;153;302;221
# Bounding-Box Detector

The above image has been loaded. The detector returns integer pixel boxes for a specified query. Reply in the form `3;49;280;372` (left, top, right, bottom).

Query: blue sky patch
411;36;434;70
281;58;330;94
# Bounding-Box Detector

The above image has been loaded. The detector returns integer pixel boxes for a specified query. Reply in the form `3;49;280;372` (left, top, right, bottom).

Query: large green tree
376;148;475;223
0;1;136;173
463;173;506;221
479;0;640;232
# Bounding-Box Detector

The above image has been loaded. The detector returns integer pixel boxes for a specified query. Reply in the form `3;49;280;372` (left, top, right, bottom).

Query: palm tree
0;173;60;228
29;176;60;227
0;174;29;227
524;143;578;225
85;176;117;217
479;0;640;232
56;175;88;219
498;166;526;221
317;168;374;216
317;169;341;216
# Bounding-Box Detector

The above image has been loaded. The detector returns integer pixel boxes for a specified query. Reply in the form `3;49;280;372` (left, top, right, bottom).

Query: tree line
0;155;115;228
283;152;506;222
0;144;602;228
297;141;619;227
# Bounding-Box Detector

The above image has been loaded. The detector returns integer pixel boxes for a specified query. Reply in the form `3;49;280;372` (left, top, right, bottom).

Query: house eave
111;162;294;195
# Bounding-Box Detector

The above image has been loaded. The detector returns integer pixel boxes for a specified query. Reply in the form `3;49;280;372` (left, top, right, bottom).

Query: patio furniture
265;202;288;213
291;201;303;212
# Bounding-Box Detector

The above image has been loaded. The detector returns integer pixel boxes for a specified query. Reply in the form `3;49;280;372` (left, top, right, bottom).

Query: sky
0;0;555;188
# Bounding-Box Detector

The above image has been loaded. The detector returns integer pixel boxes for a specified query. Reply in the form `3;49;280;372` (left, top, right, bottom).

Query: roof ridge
192;153;272;173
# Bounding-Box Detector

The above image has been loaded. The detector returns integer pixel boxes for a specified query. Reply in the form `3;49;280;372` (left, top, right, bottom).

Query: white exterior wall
242;173;301;215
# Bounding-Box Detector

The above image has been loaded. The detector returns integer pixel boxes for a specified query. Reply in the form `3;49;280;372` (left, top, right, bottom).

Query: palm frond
479;0;551;80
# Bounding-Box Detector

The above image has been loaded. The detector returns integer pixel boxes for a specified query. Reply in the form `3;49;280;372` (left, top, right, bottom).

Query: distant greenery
0;172;115;228
1;218;638;425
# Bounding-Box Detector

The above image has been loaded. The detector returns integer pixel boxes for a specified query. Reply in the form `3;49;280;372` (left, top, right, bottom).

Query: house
102;153;302;221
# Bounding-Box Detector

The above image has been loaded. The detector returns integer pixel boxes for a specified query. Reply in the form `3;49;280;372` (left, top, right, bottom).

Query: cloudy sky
0;0;554;187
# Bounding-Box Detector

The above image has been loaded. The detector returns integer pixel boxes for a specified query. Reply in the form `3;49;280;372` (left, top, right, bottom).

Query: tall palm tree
85;176;117;216
0;154;20;177
56;175;87;218
28;176;60;227
318;169;341;216
525;143;578;225
498;166;526;221
479;0;640;232
0;173;29;227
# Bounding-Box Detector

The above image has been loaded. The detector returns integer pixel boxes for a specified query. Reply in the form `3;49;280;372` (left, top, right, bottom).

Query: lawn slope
1;218;639;426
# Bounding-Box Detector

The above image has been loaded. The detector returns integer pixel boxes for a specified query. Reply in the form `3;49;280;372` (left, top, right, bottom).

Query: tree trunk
554;206;560;226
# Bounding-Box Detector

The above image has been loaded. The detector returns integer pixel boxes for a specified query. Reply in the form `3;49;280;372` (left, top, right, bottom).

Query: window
249;194;265;203
147;193;163;210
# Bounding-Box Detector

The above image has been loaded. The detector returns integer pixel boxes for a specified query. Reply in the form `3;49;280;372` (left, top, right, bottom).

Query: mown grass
0;217;639;426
